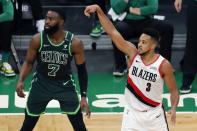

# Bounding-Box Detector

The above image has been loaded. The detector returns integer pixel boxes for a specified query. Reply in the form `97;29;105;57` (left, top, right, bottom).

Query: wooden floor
0;113;197;131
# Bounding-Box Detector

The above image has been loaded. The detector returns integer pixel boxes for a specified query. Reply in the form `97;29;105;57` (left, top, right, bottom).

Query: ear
151;40;157;50
60;19;64;26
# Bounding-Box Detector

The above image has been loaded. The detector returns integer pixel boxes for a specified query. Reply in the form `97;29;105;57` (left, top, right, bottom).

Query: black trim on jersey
126;83;157;107
38;31;43;52
162;105;169;131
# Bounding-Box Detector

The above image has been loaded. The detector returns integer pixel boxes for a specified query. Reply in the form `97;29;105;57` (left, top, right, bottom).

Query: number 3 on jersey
48;64;60;76
146;82;151;92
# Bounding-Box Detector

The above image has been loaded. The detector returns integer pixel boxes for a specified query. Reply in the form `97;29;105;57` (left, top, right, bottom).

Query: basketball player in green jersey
16;9;90;131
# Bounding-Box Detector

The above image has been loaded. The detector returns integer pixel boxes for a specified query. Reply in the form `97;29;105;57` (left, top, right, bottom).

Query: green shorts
26;74;80;116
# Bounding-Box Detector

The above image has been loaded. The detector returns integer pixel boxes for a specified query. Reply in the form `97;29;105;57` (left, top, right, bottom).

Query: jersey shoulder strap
65;31;74;43
65;31;74;56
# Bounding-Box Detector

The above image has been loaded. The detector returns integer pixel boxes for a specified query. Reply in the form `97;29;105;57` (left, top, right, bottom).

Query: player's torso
125;54;165;111
36;31;74;81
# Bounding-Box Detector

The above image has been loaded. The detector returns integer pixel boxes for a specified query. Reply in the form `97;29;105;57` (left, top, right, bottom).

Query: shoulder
125;41;138;60
72;35;80;42
160;59;174;76
30;33;41;49
65;31;74;41
71;36;84;53
31;33;41;43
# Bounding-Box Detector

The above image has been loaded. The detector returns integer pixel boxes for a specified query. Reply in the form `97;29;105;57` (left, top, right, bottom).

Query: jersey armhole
69;34;74;56
38;31;43;52
159;59;166;78
128;53;138;68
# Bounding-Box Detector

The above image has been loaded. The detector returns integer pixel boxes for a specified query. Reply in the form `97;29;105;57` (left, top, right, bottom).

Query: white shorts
121;103;169;131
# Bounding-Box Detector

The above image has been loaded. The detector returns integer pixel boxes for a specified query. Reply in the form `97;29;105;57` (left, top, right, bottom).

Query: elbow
8;12;14;21
6;12;14;21
151;6;158;14
8;16;14;21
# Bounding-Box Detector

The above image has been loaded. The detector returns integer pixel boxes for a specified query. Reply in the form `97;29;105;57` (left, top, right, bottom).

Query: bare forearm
96;5;116;36
170;89;179;110
95;5;130;55
18;61;33;82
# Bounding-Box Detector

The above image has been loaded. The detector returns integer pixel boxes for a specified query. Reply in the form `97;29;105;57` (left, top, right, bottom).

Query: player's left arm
160;60;179;125
72;36;91;118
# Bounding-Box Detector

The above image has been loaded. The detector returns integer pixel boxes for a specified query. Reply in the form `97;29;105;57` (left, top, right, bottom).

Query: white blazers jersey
125;54;166;111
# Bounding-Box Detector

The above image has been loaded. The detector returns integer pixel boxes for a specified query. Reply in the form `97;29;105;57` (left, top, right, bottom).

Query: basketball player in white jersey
84;5;179;131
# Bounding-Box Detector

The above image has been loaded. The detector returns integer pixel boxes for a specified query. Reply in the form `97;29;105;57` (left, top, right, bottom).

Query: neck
48;30;65;44
141;51;158;63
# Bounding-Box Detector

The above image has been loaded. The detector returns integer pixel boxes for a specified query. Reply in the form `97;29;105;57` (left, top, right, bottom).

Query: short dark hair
142;28;160;43
48;8;66;21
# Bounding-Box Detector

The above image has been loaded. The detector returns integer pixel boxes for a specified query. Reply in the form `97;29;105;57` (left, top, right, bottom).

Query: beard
138;48;149;56
139;51;148;56
44;24;59;35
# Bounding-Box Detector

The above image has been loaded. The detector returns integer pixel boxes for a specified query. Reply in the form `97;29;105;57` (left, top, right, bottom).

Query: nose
138;41;142;47
45;18;50;25
45;16;52;25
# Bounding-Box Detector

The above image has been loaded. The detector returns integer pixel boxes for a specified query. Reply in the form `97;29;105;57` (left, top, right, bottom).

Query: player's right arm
84;5;137;60
16;33;41;98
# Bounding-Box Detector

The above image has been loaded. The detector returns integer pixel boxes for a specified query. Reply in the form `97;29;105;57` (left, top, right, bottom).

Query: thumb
84;9;91;17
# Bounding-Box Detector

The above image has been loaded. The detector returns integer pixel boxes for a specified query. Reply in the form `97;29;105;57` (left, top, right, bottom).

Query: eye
45;16;51;21
45;16;56;21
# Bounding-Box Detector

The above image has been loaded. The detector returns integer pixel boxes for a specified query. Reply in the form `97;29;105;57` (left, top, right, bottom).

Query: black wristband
76;62;88;97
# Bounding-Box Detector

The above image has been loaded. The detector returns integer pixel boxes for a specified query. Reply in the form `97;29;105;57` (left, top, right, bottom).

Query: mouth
44;26;49;29
44;25;50;29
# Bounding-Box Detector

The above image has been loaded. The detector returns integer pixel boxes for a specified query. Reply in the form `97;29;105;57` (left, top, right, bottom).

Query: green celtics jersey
36;31;74;80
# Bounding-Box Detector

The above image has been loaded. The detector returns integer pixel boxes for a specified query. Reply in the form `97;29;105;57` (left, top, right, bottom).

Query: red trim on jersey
127;76;160;106
141;54;160;66
128;53;138;68
159;59;166;78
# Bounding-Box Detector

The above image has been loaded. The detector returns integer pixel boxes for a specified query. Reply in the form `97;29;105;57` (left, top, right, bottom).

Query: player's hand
16;81;26;98
80;97;91;118
168;108;176;125
84;5;99;17
174;0;182;13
